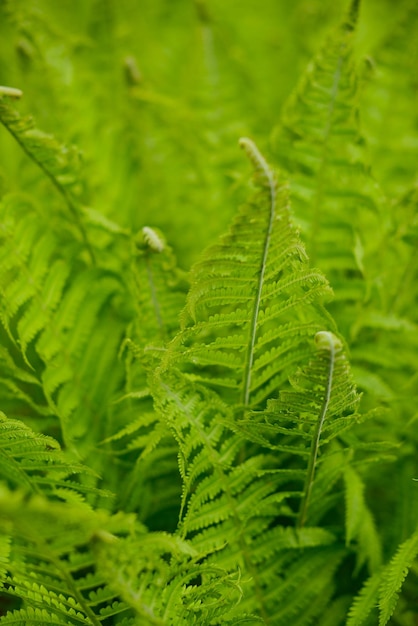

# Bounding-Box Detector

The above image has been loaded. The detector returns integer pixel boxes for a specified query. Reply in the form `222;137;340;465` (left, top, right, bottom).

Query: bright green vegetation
0;0;417;624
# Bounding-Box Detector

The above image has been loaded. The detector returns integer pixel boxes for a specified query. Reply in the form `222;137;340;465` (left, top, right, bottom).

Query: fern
0;1;417;624
271;0;382;325
102;225;188;520
0;94;95;264
235;330;365;532
0;191;128;456
348;526;418;626
166;137;333;409
378;528;418;625
151;144;368;623
0;411;98;502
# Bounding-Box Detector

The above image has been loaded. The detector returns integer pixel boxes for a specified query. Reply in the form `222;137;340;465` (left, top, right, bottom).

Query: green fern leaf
0;485;207;625
131;226;188;349
0;194;128;452
237;331;361;528
344;464;382;573
271;1;382;322
378;527;418;625
0;606;73;625
166;138;332;409
0;94;95;264
0;411;101;502
346;570;381;626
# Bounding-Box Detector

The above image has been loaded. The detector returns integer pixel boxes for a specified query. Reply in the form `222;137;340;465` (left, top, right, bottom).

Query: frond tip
142;226;165;253
0;86;23;99
238;137;275;194
314;330;343;352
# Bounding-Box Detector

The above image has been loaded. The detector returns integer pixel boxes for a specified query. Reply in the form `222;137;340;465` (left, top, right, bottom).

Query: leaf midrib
241;148;276;408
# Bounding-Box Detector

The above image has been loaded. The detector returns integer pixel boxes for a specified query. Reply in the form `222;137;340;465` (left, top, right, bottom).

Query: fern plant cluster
0;0;417;624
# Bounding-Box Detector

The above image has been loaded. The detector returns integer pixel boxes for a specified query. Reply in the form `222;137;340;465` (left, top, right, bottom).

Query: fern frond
0;194;128;453
0;411;102;502
0;484;246;626
344;464;382;573
269;547;346;626
378;527;418;625
130;225;188;350
166;138;332;409
0;485;137;625
271;2;382;319
101;228;188;518
0;486;213;625
346;570;381;626
96;532;250;625
0;94;95;263
347;525;418;626
235;331;361;529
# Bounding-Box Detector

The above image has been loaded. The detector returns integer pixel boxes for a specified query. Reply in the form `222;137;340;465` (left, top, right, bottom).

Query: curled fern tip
142;226;165;253
315;331;342;351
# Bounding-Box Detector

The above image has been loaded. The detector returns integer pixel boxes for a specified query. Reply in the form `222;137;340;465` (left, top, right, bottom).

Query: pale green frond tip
142;226;165;252
0;86;23;99
239;137;273;181
315;331;343;351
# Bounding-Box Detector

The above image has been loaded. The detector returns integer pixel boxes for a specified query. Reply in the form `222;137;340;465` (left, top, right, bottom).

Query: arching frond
102;227;188;519
347;526;418;626
0;94;95;263
166;139;333;409
271;1;382;320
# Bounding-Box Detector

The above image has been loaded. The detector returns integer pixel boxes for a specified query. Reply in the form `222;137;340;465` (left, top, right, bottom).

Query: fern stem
297;331;338;528
239;138;276;407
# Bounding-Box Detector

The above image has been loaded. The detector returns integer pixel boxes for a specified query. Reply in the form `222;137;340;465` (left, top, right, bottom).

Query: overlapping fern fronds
151;143;375;623
0;484;218;626
153;365;346;624
0;192;126;454
0;411;98;502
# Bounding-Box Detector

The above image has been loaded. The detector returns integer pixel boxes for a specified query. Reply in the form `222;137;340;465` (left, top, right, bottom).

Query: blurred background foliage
0;0;416;267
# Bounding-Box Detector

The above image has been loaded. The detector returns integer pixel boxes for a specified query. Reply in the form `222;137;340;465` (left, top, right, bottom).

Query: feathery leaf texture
235;330;361;529
166;138;333;409
272;2;382;307
0;411;98;501
347;526;418;626
0;193;126;450
0;485;249;626
0;94;95;263
152;365;345;623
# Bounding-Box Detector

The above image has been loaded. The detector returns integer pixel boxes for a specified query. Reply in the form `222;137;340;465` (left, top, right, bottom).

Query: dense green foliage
0;0;417;623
